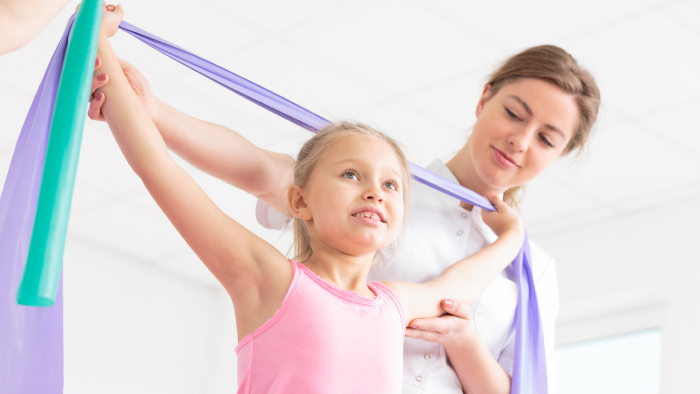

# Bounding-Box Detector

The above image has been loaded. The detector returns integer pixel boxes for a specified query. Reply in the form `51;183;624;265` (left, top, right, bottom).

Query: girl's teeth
354;212;380;221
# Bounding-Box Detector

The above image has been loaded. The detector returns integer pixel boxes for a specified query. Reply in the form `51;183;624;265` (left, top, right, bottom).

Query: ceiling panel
417;0;654;51
207;0;355;33
545;120;700;208
563;9;700;118
280;1;502;95
638;98;700;157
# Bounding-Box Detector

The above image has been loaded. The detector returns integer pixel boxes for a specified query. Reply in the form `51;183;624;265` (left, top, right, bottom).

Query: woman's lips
492;147;519;168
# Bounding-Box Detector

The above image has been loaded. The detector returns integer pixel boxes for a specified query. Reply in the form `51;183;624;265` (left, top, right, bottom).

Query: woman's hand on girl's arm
405;299;478;349
88;53;294;216
407;299;511;394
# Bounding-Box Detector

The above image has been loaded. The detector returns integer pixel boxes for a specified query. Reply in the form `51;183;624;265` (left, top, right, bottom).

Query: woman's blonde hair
292;121;411;264
485;45;601;206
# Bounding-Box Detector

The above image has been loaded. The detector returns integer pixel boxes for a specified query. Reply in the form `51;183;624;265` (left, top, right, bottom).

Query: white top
256;159;559;394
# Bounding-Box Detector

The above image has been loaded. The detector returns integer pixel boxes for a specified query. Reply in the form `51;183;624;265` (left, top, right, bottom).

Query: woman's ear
287;185;312;220
476;84;492;118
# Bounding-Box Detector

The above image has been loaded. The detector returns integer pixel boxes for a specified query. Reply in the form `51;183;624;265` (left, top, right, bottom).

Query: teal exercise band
17;0;103;306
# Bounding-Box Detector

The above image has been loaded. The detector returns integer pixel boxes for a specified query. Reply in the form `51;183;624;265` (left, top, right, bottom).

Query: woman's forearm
446;337;511;394
0;0;71;54
152;100;294;214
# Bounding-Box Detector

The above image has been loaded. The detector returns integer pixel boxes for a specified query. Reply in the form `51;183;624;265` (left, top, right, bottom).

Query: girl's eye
539;134;554;148
383;181;398;191
505;108;520;121
342;171;358;180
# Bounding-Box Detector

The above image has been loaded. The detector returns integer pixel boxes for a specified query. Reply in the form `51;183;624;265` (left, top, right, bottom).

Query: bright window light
555;329;662;394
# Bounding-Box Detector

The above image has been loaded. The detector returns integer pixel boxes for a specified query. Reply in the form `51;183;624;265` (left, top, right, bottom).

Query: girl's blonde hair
485;45;601;207
292;121;411;264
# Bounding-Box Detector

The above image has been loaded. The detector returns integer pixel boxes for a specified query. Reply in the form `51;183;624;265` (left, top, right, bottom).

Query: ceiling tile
519;175;616;233
207;0;355;33
346;101;468;166
124;1;265;58
68;197;187;262
280;1;502;95
546;121;700;208
563;10;700;117
636;98;700;157
399;69;490;131
664;0;700;36
417;0;653;50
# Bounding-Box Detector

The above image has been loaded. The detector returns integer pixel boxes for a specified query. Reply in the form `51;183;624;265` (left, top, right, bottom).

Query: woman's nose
508;127;534;152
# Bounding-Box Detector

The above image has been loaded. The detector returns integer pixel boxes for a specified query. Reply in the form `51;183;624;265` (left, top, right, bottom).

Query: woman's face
467;78;579;193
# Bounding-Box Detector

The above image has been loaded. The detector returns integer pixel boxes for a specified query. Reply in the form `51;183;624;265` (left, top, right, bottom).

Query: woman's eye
505;108;520;120
539;134;554;148
342;171;358;180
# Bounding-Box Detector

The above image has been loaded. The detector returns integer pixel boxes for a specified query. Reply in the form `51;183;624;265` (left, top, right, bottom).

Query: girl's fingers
94;57;101;71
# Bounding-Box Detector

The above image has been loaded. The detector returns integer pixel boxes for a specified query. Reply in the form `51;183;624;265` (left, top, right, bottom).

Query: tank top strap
370;281;406;334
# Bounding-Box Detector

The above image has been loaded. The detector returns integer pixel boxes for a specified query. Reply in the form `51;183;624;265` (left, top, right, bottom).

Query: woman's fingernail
443;299;453;309
97;92;103;100
408;323;418;329
97;74;107;82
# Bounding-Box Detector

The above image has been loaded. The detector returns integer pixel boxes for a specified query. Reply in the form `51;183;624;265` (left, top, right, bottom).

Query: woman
90;44;600;393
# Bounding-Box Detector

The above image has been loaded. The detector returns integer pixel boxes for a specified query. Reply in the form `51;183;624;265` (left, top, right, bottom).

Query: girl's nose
362;185;384;203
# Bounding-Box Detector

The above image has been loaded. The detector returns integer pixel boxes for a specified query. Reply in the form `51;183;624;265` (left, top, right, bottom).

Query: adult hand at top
0;0;72;54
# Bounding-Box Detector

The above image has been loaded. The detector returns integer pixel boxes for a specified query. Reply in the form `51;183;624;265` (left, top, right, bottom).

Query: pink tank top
236;260;405;393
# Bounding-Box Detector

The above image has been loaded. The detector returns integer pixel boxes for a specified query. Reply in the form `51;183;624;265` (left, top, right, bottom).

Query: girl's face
464;78;579;194
295;134;405;258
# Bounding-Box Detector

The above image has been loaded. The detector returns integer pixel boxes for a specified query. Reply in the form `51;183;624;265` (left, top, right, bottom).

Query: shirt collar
425;159;499;244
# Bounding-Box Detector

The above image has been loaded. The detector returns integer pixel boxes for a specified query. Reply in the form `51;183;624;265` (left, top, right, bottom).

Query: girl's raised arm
93;5;292;338
386;194;524;323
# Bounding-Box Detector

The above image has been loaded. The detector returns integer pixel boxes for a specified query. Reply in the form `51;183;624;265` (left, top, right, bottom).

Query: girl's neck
445;143;500;211
302;250;375;298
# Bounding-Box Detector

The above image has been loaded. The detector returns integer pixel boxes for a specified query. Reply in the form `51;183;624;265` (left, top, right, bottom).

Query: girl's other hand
99;3;123;38
481;193;523;237
405;299;478;350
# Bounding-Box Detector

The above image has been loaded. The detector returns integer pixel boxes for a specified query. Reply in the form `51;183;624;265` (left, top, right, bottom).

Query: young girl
94;5;524;393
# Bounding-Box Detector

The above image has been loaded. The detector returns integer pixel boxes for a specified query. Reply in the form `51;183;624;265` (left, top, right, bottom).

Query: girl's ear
288;185;312;220
476;84;492;118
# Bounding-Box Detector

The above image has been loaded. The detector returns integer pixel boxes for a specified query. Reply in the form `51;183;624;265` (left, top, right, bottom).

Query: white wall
63;237;237;393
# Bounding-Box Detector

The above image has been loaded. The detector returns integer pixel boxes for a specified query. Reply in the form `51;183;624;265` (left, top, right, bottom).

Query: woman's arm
89;57;294;215
386;194;524;323
94;5;292;338
0;0;71;54
407;299;510;394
